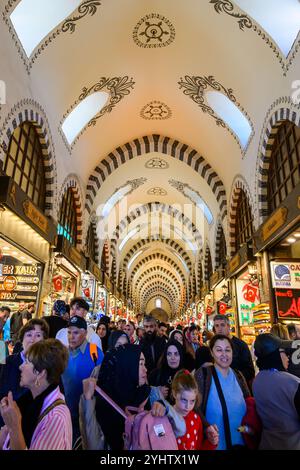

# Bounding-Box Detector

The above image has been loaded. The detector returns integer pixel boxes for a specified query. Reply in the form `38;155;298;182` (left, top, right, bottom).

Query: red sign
206;306;213;314
242;283;259;303
218;301;227;315
83;288;91;298
275;288;300;319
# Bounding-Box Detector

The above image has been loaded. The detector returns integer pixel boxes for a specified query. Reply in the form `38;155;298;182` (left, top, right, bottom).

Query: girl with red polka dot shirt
172;370;219;450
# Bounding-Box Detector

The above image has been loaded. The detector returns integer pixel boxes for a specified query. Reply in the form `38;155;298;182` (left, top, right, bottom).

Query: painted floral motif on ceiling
178;74;254;155
59;76;135;151
3;0;102;73
133;13;175;48
147;187;167;196
209;0;300;75
145;158;169;170
141;101;172;120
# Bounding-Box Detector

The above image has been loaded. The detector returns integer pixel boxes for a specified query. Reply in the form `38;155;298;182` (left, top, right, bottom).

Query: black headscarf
256;348;286;372
96;320;110;354
95;344;151;449
107;330;129;351
16;383;57;448
195;345;213;369
149;340;184;399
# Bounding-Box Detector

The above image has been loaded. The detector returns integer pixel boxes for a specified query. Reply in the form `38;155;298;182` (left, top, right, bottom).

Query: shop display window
0;238;43;311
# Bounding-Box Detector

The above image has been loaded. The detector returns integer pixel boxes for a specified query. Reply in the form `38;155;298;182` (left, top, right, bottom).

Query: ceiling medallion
133;14;175;49
147;187;167;196
145;158;169;170
141;101;172;120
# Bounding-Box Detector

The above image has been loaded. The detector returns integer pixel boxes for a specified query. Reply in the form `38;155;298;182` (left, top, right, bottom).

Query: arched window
3;122;46;210
86;223;96;261
235;189;254;253
268;121;300;214
57;188;77;246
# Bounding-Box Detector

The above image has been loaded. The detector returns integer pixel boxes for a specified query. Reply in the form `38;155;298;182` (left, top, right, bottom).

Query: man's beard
146;330;156;340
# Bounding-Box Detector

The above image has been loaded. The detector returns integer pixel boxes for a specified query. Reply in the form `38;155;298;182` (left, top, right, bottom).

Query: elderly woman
0;319;49;402
195;334;250;450
0;339;71;450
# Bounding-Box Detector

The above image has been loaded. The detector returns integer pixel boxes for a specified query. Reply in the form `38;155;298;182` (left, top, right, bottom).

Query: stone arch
100;241;110;275
255;99;300;225
204;243;213;282
134;270;181;293
214;218;227;269
228;175;254;256
110;202;203;258
85;212;100;263
58;174;84;249
137;276;180;299
121;236;193;271
86;135;227;218
142;294;173;314
130;253;187;285
0;98;57;217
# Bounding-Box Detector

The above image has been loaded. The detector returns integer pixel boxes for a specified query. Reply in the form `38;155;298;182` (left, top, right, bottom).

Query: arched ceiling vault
3;0;300;318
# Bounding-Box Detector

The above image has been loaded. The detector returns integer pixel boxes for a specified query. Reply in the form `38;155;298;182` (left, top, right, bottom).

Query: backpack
124;406;178;450
89;343;98;365
95;386;178;451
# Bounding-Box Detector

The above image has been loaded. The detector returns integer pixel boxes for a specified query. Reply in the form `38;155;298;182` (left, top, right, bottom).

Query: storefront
226;242;270;342
253;181;300;326
83;258;106;317
45;235;86;314
103;273;114;320
0;176;57;315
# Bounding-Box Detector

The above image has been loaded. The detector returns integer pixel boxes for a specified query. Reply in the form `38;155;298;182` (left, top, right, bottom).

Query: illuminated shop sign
0;261;42;303
271;261;300;289
275;289;300;319
236;278;260;326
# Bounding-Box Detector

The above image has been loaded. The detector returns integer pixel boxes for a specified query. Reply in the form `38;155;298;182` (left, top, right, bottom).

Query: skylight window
62;92;109;146
102;183;132;219
171;250;189;273
10;0;81;57
206;91;252;150
156;298;162;309
128;250;144;270
234;0;300;57
119;226;141;252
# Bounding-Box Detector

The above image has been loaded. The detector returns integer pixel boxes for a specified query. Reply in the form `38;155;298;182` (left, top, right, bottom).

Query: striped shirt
3;387;72;450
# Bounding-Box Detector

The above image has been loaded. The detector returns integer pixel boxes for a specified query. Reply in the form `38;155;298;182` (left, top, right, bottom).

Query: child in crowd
171;370;218;450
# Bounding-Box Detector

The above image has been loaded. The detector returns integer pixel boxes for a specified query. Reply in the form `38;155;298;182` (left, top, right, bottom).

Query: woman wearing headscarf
149;340;184;402
79;344;171;450
253;333;300;449
96;320;110;354
169;329;195;371
0;339;71;450
107;330;129;352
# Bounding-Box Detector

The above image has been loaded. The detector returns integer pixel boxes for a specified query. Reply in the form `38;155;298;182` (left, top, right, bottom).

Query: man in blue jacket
62;316;103;447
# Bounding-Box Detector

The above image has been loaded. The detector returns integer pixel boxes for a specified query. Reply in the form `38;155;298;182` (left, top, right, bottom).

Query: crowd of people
0;300;300;451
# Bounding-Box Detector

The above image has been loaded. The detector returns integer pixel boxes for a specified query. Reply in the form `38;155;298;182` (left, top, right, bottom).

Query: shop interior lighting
287;237;297;244
293;232;300;238
10;0;81;57
234;0;300;57
205;91;252;149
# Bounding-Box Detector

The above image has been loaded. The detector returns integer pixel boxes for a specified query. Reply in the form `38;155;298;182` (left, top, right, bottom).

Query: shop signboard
275;289;300;320
55;235;86;271
270;261;300;290
236;279;261;326
0;176;56;244
0;258;42;308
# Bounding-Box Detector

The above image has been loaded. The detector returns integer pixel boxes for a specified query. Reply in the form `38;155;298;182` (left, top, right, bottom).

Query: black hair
0;306;11;313
209;334;233;351
70;297;89;312
159;322;167;329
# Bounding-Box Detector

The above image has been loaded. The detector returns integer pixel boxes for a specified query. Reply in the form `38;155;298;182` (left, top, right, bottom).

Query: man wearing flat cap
62;316;103;447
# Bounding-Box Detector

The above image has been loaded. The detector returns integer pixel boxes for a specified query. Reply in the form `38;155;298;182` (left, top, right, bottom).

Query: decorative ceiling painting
209;0;300;74
178;75;254;155
133;13;175;48
147;187;167;196
3;0;102;72
141;101;172;120
59;76;135;151
145;158;169;170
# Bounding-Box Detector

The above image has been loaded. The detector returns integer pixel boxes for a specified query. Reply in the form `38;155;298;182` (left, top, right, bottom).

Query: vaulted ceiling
1;0;300;317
